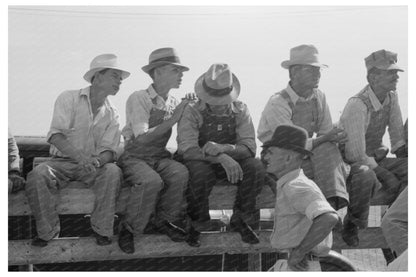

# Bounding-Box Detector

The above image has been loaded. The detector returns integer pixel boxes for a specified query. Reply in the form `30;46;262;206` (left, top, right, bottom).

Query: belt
279;252;320;262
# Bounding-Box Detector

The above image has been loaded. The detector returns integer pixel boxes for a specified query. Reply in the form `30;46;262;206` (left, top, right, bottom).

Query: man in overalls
177;63;265;244
117;48;194;253
339;49;407;246
258;44;350;212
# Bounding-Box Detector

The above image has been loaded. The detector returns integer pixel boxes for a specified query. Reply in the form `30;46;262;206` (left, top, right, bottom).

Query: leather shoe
31;237;48;247
342;221;359;247
230;218;260;244
186;226;201;247
157;221;187;242
93;231;112;246
118;226;135;254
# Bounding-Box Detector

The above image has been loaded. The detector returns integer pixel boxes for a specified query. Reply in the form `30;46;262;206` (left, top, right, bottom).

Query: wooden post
247;253;262;271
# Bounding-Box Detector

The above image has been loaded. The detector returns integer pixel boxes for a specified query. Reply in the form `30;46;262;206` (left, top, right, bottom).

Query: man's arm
388;93;406;156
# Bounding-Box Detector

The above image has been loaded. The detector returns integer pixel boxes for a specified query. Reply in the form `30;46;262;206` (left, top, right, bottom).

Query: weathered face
155;64;185;89
263;146;288;176
94;69;123;95
371;69;400;93
291;65;321;91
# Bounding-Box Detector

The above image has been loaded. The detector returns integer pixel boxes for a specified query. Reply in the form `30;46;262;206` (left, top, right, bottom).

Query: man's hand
217;154;243;184
288;248;309;271
202;141;234;157
324;127;348;144
8;172;26;193
76;155;101;175
374;146;389;163
182;92;198;101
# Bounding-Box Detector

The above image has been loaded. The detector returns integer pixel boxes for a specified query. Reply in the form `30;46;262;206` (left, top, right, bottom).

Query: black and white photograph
6;1;410;272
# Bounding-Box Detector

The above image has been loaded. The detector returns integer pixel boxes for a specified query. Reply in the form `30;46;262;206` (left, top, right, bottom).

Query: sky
7;4;409;153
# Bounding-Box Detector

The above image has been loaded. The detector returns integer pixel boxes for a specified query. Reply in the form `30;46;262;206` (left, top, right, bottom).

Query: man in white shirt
262;124;339;271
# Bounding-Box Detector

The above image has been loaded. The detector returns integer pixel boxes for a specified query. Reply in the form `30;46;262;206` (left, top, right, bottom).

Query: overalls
185;107;264;229
118;94;188;234
280;90;349;210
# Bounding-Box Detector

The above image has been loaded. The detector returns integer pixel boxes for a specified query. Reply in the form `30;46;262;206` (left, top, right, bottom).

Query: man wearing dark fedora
25;53;130;247
177;63;265;244
258;44;350;212
262;125;339;271
117;47;195;253
339;49;407;246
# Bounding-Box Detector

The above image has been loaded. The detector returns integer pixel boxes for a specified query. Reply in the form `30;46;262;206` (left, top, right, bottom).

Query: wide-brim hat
195;63;240;106
281;44;328;69
365;49;404;72
262;124;313;156
83;53;130;83
142;47;189;74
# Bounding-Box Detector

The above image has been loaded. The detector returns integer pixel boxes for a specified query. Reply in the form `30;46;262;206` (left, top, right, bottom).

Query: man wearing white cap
25;54;130;247
117;47;194;253
339;49;407;246
177;63;265;245
258;45;350;211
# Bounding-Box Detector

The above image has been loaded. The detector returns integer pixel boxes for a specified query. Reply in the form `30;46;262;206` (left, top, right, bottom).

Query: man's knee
167;161;189;183
349;164;379;194
99;163;122;188
26;163;52;190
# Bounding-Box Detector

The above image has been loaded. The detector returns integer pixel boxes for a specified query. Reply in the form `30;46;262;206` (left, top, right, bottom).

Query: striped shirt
47;87;121;158
339;85;406;169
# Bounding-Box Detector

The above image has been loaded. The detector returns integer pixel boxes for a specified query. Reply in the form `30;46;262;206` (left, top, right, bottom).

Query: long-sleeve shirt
8;129;20;173
339;85;405;169
257;84;333;150
47;87;121;158
271;169;336;255
121;85;178;141
177;100;256;156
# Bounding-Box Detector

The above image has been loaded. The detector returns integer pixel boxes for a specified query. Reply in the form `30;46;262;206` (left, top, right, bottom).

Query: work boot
230;218;260;244
186;226;201;247
157;221;187;242
93;230;112;246
31;237;48;247
342;220;359;247
118;226;135;254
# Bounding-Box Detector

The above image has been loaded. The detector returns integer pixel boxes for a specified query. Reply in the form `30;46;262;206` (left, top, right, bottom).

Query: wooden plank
8;231;278;265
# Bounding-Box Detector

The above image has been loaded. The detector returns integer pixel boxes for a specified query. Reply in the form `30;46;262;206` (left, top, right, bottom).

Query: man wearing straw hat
339;49;407;246
117;48;195;253
258;44;350;212
25;53;130;247
263;124;339;271
177;63;265;245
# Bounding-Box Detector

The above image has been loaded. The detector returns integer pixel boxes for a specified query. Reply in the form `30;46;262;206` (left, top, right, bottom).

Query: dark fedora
262;125;313;156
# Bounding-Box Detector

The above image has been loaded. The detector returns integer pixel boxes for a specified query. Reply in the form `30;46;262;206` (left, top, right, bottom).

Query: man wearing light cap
258;44;350;212
339;49;407;246
262;124;339;271
177;63;265;245
117;48;195;253
25;54;130;247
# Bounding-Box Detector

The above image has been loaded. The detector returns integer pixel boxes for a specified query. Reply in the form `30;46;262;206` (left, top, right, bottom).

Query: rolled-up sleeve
257;95;293;143
125;92;151;138
177;104;202;155
46;90;74;142
388;93;406;154
97;109;121;157
340;98;378;169
236;104;256;156
8;130;20;172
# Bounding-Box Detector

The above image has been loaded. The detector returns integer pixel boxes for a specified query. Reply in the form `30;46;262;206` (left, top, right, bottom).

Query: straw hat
83;54;130;83
281;44;328;69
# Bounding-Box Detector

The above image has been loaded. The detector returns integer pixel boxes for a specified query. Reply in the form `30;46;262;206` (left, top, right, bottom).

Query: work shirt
8;129;20;172
257;84;333;150
271;169;336;256
177;100;256;156
340;85;405;169
47;87;121;158
121;85;178;141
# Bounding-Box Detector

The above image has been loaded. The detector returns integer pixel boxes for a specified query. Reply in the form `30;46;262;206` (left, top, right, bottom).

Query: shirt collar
366;85;390;112
147;84;159;99
276;168;303;189
286;83;317;104
80;86;91;97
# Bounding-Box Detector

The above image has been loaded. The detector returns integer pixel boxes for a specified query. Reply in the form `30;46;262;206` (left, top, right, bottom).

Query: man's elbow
322;212;339;228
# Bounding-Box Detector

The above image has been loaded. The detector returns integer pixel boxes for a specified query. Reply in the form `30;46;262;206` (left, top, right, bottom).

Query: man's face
95;69;123;95
292;65;321;91
263;147;288;176
155;64;185;89
372;69;400;93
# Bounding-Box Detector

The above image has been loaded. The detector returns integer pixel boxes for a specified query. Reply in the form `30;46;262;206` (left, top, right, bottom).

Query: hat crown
204;63;233;90
365;49;401;71
271;125;308;150
90;54;118;70
289;44;320;64
148;47;181;64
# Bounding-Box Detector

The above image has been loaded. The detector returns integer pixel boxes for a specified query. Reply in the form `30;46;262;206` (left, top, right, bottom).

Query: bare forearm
224;144;253;160
134;118;176;144
183;147;221;163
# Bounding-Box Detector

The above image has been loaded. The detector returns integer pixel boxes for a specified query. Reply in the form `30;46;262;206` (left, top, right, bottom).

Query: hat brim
83;67;130;83
195;73;240;106
142;61;189;74
381;64;404;72
281;60;328;69
261;142;313;156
